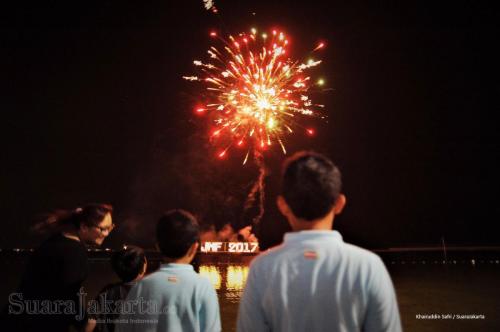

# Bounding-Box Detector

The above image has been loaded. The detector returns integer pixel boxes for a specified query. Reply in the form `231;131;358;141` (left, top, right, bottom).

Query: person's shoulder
139;270;164;284
37;233;77;249
126;272;163;295
193;268;215;286
194;271;219;299
55;234;87;253
249;242;287;269
36;233;87;258
342;241;376;256
196;272;216;290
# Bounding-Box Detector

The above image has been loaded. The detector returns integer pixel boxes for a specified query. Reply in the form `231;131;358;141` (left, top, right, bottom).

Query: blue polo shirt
237;230;402;332
117;263;221;332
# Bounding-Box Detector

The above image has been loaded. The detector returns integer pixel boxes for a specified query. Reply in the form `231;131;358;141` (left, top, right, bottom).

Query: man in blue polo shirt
117;210;221;332
237;151;402;332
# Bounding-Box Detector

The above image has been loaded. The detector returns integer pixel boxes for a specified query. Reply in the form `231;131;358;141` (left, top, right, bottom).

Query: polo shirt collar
159;263;194;272
284;230;343;243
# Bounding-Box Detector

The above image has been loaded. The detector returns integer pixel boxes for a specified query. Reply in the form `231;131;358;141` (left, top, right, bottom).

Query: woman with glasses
6;204;114;332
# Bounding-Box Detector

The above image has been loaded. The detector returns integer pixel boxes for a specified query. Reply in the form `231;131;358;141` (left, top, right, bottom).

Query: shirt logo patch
304;250;318;259
167;276;178;283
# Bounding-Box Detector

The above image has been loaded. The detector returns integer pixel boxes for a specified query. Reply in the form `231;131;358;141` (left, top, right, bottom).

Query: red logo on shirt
167;276;178;283
304;250;318;259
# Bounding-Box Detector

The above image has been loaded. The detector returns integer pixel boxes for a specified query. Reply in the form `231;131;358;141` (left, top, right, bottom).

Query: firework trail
185;25;327;228
242;150;267;228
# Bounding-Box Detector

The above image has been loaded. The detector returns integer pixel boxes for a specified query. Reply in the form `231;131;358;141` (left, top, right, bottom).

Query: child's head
156;209;200;261
111;246;147;282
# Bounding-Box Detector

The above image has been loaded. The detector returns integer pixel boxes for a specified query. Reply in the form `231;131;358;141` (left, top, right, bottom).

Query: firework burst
184;28;326;164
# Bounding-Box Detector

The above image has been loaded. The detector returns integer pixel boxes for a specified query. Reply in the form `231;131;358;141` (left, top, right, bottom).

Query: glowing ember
184;28;326;163
203;0;217;13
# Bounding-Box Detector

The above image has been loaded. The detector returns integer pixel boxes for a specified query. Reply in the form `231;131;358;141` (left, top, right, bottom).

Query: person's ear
277;195;290;218
333;194;346;215
139;258;148;278
187;242;199;259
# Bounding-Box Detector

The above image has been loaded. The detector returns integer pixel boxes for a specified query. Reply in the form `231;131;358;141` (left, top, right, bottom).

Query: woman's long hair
31;203;113;234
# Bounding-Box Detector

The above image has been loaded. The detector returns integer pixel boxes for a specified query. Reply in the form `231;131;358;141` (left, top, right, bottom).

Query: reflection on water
199;265;222;290
2;252;500;332
226;266;248;291
199;264;249;303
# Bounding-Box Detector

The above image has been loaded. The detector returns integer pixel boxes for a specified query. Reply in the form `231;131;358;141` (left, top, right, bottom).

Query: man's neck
292;222;333;232
290;212;335;232
163;256;192;265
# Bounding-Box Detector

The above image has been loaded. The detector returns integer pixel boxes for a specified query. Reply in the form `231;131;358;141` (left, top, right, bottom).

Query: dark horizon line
2;245;500;252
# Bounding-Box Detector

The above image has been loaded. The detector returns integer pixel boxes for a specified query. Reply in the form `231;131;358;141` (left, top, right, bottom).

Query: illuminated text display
200;242;259;253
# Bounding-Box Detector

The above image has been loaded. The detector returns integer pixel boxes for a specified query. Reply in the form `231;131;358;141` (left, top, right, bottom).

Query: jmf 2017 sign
200;242;259;253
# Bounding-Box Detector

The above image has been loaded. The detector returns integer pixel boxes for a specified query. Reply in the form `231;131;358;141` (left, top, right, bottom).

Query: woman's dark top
13;233;89;331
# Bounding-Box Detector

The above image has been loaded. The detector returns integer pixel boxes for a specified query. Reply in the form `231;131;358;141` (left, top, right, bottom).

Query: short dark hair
111;246;146;283
281;151;342;221
156;210;200;259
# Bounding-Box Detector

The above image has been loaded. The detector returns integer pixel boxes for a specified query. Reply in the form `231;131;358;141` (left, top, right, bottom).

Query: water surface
2;251;499;331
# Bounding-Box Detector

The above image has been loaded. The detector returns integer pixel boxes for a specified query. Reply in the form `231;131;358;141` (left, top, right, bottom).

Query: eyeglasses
93;224;115;234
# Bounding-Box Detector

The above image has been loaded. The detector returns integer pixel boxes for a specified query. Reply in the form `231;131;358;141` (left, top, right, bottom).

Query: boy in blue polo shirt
117;210;221;332
237;151;401;332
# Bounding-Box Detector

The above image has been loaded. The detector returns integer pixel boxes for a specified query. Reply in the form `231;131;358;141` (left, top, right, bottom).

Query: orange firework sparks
184;28;326;164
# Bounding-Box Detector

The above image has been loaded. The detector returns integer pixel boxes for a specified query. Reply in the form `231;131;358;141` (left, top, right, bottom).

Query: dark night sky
1;1;498;249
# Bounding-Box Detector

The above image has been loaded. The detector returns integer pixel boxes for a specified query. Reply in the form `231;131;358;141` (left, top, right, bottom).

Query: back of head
156;209;200;259
33;203;113;233
111;246;146;283
282;151;342;221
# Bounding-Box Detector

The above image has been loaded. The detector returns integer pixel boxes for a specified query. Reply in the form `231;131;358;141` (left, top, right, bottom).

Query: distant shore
1;246;500;265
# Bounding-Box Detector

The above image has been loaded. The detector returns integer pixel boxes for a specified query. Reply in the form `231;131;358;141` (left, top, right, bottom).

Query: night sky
1;1;498;249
